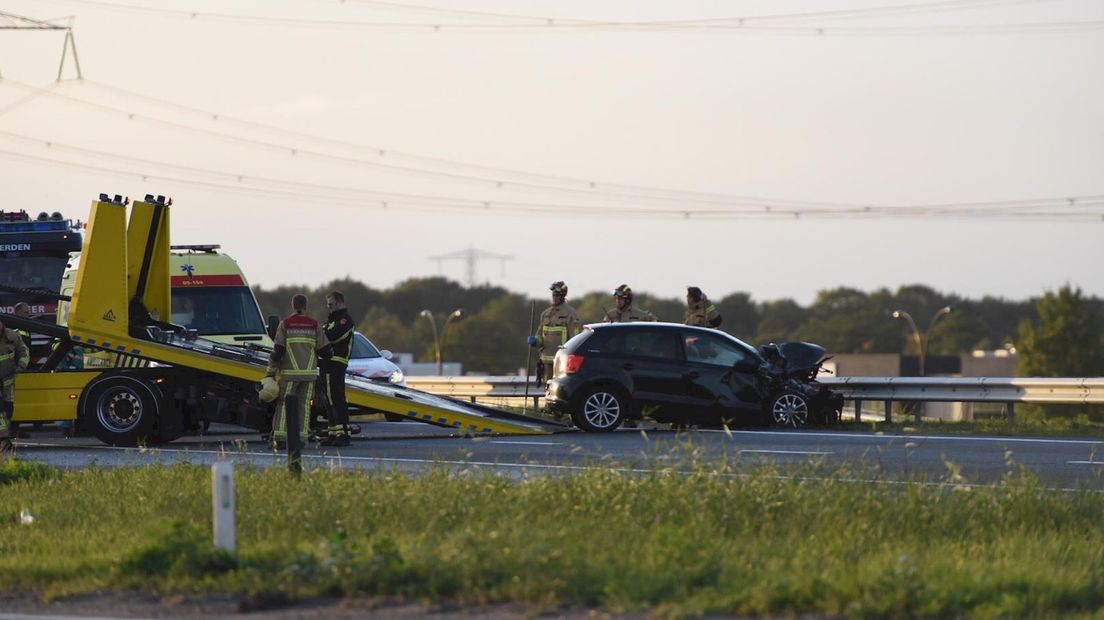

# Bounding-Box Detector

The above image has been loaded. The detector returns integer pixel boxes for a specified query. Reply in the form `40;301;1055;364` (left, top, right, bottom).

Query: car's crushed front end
757;342;844;425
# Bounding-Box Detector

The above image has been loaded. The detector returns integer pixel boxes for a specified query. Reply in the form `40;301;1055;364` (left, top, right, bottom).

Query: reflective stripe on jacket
536;303;582;364
323;308;355;366
268;313;329;381
604;306;657;323
684;297;721;327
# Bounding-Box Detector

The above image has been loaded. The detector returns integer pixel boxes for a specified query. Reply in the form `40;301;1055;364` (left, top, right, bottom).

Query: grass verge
2;459;1104;618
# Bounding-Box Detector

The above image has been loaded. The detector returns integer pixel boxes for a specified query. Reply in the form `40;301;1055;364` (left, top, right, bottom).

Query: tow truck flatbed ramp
12;194;566;441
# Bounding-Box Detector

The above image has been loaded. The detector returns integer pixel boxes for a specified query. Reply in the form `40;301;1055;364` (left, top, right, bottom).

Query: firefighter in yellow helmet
684;286;723;328
529;281;582;383
0;315;30;456
265;294;332;474
604;284;657;323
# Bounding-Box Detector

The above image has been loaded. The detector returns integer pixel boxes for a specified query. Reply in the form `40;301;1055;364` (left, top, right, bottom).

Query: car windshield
171;286;266;336
351;332;382;359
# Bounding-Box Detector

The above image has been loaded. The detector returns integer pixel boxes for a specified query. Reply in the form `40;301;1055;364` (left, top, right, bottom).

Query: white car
347;332;406;386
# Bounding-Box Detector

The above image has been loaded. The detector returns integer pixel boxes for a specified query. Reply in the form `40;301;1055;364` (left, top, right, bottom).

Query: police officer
0;315;30;456
604;284;657;323
320;291;354;447
266;294;331;473
529;281;582;382
684;286;723;328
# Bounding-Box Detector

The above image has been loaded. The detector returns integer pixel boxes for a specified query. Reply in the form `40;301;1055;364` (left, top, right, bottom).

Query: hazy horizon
1;0;1101;306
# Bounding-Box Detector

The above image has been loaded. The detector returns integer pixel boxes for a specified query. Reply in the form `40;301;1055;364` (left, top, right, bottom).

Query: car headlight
388;369;405;384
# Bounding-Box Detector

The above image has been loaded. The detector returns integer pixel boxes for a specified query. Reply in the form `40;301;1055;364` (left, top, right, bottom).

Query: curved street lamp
420;308;464;375
892;306;952;423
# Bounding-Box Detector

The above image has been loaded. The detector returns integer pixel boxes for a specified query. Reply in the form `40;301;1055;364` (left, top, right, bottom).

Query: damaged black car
545;322;843;432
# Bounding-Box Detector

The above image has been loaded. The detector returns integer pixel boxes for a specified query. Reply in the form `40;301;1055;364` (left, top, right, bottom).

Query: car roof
583;322;760;354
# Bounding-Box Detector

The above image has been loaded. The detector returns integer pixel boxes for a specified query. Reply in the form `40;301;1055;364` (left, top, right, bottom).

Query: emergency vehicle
0;210;83;363
5;194;563;446
59;245;272;353
0;210;82;319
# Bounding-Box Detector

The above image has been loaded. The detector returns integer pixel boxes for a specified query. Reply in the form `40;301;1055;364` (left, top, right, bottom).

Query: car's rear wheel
770;390;810;428
573;386;627;432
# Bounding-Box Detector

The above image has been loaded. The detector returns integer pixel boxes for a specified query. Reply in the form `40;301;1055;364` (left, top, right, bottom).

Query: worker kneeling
264;294;331;474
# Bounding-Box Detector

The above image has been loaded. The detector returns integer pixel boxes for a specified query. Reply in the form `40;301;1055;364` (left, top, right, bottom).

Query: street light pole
419;310;441;375
440;309;464;375
420;309;464;376
892;306;953;422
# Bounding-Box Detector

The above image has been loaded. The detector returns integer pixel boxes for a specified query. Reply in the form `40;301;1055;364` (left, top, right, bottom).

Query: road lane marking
488;440;562;446
740;449;832;456
1067;460;1104;466
697;429;1104;446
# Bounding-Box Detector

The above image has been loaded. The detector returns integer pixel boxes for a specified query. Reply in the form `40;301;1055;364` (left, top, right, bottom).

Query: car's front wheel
572;386;627;432
770;389;810;428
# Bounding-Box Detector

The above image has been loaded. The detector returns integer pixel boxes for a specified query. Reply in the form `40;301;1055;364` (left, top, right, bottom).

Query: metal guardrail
819;377;1104;405
407;376;1104;423
409;375;1104;404
407;376;532;399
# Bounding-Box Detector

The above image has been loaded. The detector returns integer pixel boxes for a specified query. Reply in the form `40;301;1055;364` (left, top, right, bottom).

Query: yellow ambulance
59;244;271;359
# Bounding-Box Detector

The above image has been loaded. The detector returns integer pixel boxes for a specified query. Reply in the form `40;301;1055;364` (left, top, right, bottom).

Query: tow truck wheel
81;375;160;446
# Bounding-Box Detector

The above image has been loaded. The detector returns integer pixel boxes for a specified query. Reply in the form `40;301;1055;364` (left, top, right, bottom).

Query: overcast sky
0;0;1101;305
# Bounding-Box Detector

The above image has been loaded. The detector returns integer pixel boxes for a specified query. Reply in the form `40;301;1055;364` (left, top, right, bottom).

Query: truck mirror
266;314;279;339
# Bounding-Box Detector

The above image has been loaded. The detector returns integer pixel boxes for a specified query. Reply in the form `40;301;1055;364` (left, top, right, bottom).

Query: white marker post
211;461;237;554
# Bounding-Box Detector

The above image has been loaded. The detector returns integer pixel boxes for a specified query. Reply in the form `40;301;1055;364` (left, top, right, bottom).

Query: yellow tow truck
3;194;564;446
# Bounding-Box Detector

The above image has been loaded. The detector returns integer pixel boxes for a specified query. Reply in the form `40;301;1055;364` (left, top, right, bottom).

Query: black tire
81;375;160;446
572;386;627;432
769;389;811;429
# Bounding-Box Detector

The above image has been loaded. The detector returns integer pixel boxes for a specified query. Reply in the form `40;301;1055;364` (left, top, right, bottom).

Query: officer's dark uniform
321;306;355;445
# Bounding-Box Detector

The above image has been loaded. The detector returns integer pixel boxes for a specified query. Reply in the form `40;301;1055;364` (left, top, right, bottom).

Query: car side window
684;333;753;367
620;331;679;360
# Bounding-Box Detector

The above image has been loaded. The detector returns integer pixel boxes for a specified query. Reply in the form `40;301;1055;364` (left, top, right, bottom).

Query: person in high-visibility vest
266;294;332;473
319;291;354;447
0;315;30;457
12;303;32;352
528;281;582;383
604;284;657;323
683;286;723;328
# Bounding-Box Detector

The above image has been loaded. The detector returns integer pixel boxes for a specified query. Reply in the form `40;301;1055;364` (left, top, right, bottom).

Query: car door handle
683;371;699;380
622;363;634;370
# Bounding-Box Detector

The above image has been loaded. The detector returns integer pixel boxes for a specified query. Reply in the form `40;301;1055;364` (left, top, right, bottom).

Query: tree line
253;278;1104;378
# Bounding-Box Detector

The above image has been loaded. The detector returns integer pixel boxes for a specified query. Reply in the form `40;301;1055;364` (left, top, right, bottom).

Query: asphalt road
11;420;1104;489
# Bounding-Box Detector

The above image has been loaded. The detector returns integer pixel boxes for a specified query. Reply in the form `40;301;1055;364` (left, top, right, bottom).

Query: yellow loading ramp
64;196;564;435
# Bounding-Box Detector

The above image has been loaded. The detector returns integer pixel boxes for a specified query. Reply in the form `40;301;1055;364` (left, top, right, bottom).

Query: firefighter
684;286;723;328
604;284;657;323
266;294;331;474
0;315;30;456
528;281;583;383
13;303;32;351
319;291;354;447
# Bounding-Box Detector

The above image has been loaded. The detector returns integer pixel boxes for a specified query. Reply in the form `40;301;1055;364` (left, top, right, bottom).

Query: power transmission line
26;0;1099;34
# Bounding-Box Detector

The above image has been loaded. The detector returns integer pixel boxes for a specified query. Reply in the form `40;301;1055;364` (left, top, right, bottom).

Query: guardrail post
853;399;863;423
915;402;923;425
884;400;893;423
212;461;236;555
1006;402;1015;423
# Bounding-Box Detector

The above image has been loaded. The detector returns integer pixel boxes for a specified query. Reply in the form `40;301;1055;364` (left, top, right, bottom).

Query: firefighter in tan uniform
684;286;723;328
266;294;331;473
0;316;30;456
530;281;582;382
604;284;657;323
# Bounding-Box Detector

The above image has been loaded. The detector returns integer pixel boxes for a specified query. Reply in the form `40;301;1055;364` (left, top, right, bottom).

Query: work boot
321;435;350;447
